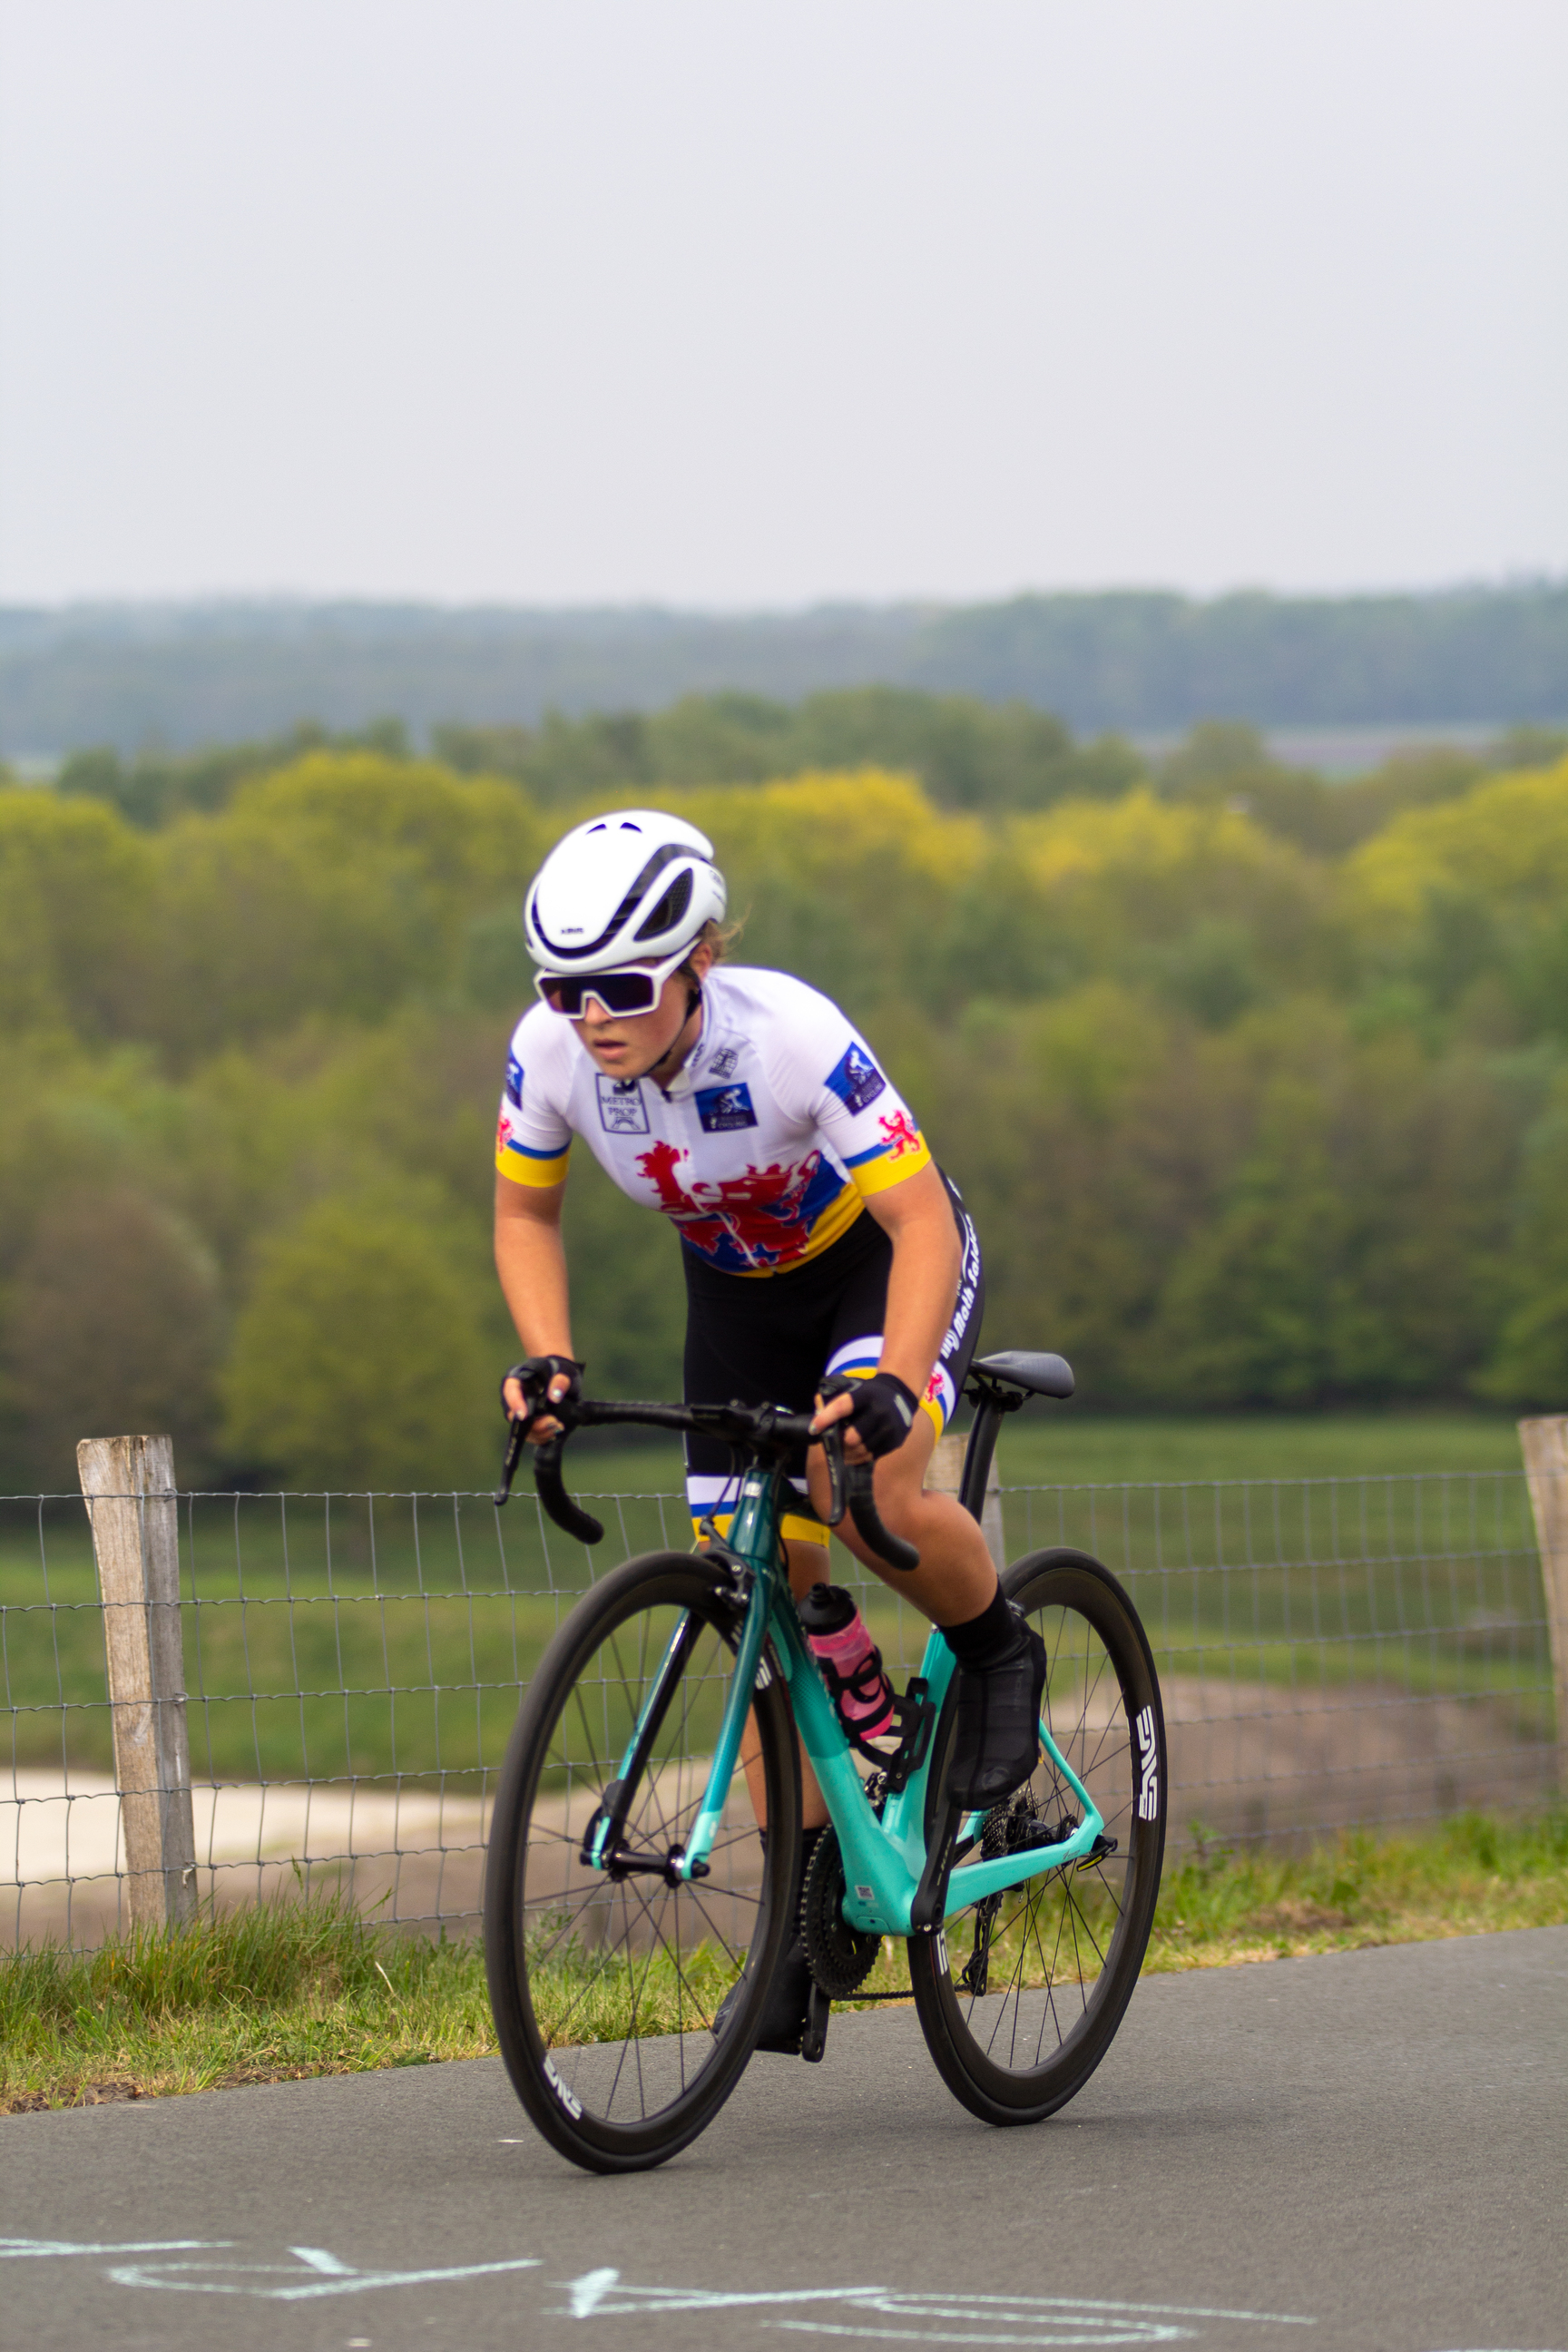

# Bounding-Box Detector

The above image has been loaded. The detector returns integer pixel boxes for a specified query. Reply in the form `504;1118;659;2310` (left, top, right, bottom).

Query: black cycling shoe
713;1933;816;2054
945;1616;1048;1809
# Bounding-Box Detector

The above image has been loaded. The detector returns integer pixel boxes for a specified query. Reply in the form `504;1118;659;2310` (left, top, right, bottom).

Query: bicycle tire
908;1548;1166;2126
484;1550;801;2172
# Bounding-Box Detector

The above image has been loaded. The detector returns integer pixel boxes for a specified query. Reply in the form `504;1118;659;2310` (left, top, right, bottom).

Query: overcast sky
1;1;1564;609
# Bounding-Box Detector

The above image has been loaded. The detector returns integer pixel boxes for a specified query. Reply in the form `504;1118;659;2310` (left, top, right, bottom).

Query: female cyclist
494;809;1045;2051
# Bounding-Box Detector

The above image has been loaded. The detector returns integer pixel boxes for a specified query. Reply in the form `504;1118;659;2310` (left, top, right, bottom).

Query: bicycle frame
587;1451;1106;1937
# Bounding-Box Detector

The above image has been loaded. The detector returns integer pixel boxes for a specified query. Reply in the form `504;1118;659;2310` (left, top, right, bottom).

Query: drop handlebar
494;1391;920;1574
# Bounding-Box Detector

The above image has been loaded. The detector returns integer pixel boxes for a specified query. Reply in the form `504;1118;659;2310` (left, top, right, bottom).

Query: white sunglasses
533;941;692;1019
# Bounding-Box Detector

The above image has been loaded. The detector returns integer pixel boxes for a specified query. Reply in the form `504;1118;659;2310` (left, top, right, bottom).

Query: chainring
800;1828;883;2000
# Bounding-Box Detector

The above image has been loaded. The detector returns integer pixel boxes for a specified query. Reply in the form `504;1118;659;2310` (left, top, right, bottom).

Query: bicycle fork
581;1494;777;1890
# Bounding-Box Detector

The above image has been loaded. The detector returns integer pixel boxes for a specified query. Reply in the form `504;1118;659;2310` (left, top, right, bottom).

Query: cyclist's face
576;943;714;1080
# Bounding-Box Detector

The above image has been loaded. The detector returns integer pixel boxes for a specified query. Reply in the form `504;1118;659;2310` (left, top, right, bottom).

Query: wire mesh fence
2;1465;1562;1948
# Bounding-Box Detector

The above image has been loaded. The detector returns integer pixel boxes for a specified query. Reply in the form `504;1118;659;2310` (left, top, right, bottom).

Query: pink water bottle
798;1583;897;1752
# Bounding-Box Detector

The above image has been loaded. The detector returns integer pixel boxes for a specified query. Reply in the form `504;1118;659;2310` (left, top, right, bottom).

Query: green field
484;1406;1531;1498
2;1413;1549;1785
0;1485;688;1784
993;1408;1528;1486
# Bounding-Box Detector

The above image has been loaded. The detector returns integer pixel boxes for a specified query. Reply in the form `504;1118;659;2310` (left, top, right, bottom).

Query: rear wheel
908;1548;1165;2124
484;1551;801;2172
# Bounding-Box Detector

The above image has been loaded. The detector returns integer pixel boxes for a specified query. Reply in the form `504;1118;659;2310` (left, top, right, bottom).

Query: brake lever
494;1378;603;1544
821;1424;848;1528
493;1416;528;1507
817;1413;919;1573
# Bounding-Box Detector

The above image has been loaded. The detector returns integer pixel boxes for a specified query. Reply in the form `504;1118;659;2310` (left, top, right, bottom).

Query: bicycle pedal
800;1982;831;2064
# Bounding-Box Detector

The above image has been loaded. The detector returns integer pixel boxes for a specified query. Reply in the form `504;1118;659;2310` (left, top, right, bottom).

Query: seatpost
956;1389;1010;1522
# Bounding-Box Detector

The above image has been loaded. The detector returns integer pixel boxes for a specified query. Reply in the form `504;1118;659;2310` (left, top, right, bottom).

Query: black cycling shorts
681;1171;984;1543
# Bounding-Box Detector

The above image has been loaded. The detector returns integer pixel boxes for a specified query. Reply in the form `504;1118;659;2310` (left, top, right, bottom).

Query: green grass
0;1895;494;2112
5;1808;1563;2111
1144;1805;1568;1969
524;1915;738;2047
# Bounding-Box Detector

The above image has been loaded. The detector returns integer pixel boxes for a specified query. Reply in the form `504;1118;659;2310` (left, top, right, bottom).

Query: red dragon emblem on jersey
636;1141;826;1269
878;1109;922;1160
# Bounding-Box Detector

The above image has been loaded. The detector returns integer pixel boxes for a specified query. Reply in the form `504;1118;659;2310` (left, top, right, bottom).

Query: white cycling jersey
495;965;932;1276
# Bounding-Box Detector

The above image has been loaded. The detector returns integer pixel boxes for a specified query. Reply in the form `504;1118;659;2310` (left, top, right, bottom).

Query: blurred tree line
7;583;1566;747
4;695;1568;1492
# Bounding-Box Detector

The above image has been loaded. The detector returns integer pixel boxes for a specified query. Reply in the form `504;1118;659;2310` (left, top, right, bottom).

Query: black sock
942;1584;1018;1674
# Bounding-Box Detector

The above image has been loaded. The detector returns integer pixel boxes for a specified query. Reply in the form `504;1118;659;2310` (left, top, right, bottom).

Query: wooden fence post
930;1431;1006;1570
76;1435;197;1930
1518;1416;1568;1778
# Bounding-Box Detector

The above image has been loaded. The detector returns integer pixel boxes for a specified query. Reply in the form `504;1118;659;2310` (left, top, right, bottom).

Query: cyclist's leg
681;1250;844;1834
737;1536;833;1833
805;1180;1045;1805
805;1412;1044;1808
807;1407;996;1625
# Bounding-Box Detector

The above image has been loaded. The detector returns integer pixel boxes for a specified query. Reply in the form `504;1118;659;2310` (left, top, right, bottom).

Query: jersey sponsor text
596;1074;651;1134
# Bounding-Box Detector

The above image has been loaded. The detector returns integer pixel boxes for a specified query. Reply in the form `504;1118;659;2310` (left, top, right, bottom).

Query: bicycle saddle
969;1348;1074;1400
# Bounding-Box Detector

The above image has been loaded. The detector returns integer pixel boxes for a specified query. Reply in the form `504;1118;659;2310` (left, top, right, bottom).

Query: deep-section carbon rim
484;1552;800;2171
909;1548;1166;2125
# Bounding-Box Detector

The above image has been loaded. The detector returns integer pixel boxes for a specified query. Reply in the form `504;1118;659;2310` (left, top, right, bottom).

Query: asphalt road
2;1926;1563;2352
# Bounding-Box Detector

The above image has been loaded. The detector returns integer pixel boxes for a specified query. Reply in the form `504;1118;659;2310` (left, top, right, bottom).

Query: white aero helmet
524;808;727;974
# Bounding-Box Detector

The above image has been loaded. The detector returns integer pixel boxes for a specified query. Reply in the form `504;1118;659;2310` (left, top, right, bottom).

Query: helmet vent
635;868;693;941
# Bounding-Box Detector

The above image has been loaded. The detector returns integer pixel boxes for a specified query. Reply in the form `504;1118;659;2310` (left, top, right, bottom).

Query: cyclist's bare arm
494;1171;575;1437
809;1161;961;1456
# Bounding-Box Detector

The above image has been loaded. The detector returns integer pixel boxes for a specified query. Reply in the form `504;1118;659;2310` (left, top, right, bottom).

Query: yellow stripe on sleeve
850;1131;933;1197
496;1141;571;1189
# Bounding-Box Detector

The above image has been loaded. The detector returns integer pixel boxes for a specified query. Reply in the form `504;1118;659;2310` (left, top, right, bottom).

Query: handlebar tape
532;1436;605;1545
844;1459;920;1573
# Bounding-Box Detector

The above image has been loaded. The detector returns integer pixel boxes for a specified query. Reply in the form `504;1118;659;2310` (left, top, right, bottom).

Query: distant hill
3;583;1565;756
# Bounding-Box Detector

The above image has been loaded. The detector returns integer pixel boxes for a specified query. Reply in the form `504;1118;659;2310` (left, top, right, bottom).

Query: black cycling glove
819;1369;921;1460
501;1355;585;1429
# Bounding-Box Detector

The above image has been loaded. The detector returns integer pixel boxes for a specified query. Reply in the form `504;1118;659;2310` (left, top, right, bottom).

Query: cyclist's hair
681;916;743;976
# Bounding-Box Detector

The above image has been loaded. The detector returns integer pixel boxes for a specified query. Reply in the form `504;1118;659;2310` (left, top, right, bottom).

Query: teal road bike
484;1350;1167;2174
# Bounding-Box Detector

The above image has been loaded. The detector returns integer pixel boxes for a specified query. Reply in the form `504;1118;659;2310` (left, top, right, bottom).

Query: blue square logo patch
825;1043;887;1116
696;1082;759;1133
505;1054;524;1109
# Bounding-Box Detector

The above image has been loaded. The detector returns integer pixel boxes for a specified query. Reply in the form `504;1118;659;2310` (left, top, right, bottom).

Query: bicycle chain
800;1827;883;2000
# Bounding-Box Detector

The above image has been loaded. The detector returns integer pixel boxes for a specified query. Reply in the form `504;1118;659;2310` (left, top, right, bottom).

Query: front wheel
484;1551;801;2172
908;1548;1166;2125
